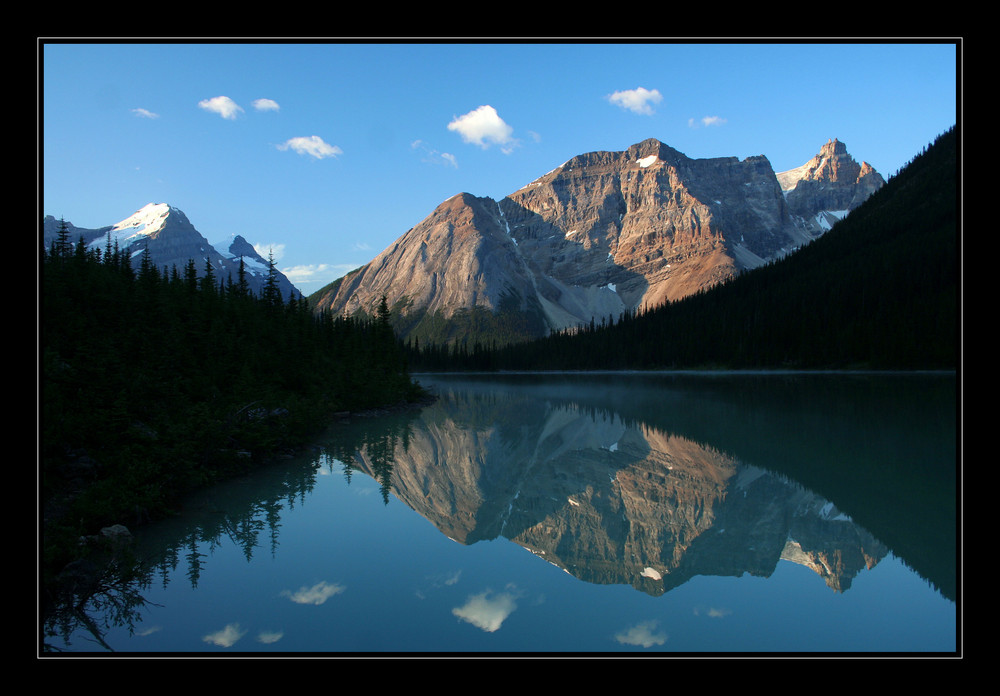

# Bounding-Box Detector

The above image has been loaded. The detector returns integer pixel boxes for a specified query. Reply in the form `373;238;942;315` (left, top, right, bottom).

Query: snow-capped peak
87;203;175;251
112;202;172;235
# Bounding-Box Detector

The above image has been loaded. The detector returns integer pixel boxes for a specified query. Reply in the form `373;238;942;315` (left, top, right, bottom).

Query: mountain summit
777;138;886;233
311;138;884;346
43;203;301;301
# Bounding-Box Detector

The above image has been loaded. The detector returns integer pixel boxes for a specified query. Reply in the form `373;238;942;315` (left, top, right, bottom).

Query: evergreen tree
377;294;391;331
200;257;216;294
138;246;157;284
237;256;250;298
52;217;72;259
262;249;282;307
183;258;199;293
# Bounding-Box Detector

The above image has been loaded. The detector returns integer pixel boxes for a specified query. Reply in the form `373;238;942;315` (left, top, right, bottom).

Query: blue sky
41;40;958;295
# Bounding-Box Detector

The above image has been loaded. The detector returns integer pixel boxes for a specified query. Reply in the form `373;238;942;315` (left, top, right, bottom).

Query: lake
41;371;959;655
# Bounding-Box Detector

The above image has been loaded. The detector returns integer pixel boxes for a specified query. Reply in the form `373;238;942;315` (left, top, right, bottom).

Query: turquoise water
43;372;958;655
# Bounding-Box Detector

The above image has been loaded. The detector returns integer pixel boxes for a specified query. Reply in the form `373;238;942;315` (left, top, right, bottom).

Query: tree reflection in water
41;412;416;652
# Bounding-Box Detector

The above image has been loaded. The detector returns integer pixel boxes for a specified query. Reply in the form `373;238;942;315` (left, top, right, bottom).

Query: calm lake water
42;372;959;655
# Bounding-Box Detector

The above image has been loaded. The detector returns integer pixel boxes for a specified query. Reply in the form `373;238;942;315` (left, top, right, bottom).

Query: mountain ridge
42;203;301;301
311;137;885;346
457;126;957;371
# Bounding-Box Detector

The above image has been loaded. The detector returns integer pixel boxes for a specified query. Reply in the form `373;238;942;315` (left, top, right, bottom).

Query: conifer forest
41;232;425;572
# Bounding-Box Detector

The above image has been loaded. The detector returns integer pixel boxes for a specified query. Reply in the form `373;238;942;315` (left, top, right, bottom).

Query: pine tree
138;246;157;283
52;217;72;259
183;258;199;293
377;294;391;331
262;250;282;307
200;257;216;294
237;256;250;298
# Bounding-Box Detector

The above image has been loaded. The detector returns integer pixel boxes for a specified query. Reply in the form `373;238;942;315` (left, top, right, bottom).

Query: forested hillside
410;127;959;372
41;231;424;570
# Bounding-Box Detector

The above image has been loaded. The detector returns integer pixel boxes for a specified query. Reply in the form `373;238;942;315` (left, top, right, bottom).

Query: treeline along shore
41;233;426;579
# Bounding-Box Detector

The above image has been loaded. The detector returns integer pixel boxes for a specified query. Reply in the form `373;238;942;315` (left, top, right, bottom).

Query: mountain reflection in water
346;373;952;598
42;372;957;653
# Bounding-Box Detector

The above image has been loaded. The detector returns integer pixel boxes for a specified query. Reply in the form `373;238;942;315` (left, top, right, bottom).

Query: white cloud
257;631;284;644
254;242;285;261
252;98;280;112
412;139;460;168
452;590;518;632
131;107;159;119
607;87;663;116
447;105;517;152
689;115;728;128
202;623;246;647
282;262;357;287
614;620;667;648
198;95;244;120
278;135;343;159
281;581;345;605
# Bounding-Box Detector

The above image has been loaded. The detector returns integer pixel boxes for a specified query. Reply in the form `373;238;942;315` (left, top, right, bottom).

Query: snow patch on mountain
776;161;817;192
86;202;172;252
815;209;849;230
212;235;271;274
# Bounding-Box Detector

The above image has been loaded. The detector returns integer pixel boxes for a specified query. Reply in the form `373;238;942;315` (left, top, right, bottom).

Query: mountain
310;138;884;346
777;137;886;235
476;127;957;371
42;203;301;301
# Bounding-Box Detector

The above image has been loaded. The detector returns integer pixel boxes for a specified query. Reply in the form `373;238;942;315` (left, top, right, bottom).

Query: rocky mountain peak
820;137;847;157
628;137;684;163
311;136;885;346
778;138;880;190
812;139;855;182
776;140;886;234
225;234;261;259
316;190;538;330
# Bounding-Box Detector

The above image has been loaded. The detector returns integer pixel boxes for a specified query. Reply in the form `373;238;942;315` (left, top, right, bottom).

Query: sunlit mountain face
310;138;884;346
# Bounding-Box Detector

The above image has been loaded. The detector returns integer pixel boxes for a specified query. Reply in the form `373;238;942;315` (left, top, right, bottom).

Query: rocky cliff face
777;138;886;235
499;138;797;315
312;137;883;344
319;193;539;325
